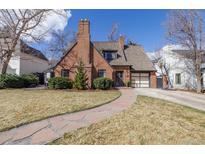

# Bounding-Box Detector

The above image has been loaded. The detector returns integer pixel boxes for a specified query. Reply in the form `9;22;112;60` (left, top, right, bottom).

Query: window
103;51;117;62
98;69;106;77
175;73;181;84
61;69;69;77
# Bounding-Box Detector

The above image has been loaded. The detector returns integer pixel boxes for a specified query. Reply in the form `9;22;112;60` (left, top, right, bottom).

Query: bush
0;80;5;89
48;77;73;89
1;74;24;88
21;74;39;87
93;77;114;90
0;74;39;88
74;60;88;90
0;75;5;89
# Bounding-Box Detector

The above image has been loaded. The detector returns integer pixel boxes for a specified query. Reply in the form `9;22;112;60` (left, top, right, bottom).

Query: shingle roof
93;41;130;66
124;45;156;71
93;41;119;51
93;41;156;71
20;41;48;61
1;29;48;61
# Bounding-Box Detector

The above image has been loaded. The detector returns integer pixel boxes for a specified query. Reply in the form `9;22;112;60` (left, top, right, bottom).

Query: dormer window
103;51;117;62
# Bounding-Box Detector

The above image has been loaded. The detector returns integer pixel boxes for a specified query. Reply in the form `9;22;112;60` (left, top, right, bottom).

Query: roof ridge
92;41;118;43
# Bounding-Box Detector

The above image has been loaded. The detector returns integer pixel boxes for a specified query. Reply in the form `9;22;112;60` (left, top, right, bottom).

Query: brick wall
112;66;131;85
54;19;157;89
150;71;157;88
54;19;114;88
163;75;168;89
92;45;113;80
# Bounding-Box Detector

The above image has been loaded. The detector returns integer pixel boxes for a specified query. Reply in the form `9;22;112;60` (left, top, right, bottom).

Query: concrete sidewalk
0;88;135;145
135;88;205;112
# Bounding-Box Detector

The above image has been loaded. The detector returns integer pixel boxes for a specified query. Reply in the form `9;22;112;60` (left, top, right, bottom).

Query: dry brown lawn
0;89;120;132
52;96;205;145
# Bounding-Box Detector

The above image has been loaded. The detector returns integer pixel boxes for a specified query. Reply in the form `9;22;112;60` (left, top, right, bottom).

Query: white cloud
0;9;71;42
26;9;72;42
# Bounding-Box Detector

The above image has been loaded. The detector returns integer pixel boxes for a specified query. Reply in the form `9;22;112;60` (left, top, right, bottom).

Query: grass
0;89;120;132
52;96;205;145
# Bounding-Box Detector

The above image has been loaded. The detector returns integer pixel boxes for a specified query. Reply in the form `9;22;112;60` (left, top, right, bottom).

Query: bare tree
46;29;76;61
166;10;204;93
107;23;119;41
151;49;172;88
0;9;68;74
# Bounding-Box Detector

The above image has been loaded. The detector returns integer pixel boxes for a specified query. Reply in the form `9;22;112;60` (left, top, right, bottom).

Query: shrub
1;74;24;88
93;77;114;90
21;74;39;87
0;80;5;89
48;77;73;89
74;60;88;90
0;74;39;88
0;75;5;89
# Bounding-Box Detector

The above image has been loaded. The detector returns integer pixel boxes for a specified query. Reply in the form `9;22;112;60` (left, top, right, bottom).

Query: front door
115;71;124;86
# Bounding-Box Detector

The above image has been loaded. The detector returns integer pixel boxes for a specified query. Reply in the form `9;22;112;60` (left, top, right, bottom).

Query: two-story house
153;45;205;90
0;35;49;75
54;19;157;88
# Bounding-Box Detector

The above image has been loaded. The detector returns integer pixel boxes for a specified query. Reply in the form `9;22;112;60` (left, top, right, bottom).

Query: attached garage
131;72;150;88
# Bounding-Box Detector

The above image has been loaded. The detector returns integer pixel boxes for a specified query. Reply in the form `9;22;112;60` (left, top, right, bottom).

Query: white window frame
98;69;106;77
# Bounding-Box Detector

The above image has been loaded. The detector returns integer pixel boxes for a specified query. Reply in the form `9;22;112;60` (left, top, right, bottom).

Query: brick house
54;19;157;88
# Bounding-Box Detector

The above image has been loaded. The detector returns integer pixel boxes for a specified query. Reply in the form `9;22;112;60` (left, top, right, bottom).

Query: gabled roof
172;49;205;63
93;41;156;71
20;41;48;61
1;29;48;61
53;40;156;72
124;45;156;71
93;41;129;66
52;42;77;69
93;41;119;51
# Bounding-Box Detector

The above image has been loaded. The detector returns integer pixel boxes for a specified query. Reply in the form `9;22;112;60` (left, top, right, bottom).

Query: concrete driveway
135;88;205;112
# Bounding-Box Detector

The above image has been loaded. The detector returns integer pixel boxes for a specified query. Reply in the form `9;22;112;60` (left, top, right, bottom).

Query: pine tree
74;60;88;90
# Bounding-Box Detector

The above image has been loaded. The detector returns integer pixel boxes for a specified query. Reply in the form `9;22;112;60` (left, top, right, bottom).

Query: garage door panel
131;72;150;88
140;73;149;76
140;84;149;88
140;77;149;81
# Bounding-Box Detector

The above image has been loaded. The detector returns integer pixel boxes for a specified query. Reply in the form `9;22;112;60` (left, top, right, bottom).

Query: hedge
48;77;73;89
21;74;39;87
93;77;114;90
0;74;39;89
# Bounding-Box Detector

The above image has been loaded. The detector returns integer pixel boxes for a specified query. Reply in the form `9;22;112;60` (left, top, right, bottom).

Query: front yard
52;96;205;145
0;89;120;132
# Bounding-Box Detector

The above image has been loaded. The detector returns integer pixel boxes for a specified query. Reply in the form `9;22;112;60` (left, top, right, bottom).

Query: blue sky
66;9;169;52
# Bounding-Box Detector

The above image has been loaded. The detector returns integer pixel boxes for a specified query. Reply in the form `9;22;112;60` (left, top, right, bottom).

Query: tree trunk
196;76;202;93
0;54;12;74
1;60;9;74
163;65;172;88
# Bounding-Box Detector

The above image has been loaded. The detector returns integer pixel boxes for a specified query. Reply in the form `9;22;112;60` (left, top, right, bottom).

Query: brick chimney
118;35;125;50
77;19;91;64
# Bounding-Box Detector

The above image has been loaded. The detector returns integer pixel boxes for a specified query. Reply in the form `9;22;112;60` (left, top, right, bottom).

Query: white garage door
131;73;150;88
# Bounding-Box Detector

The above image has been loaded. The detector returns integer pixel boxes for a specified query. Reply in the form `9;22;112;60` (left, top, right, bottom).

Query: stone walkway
0;88;135;145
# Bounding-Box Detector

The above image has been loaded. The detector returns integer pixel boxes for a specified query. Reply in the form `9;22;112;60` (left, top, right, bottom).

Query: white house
0;39;49;75
151;45;205;90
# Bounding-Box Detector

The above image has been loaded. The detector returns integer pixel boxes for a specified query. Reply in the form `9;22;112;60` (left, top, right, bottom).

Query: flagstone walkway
0;88;135;145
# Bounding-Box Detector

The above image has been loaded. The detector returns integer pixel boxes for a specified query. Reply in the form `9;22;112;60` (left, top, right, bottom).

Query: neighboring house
53;19;156;88
152;45;205;90
0;38;49;75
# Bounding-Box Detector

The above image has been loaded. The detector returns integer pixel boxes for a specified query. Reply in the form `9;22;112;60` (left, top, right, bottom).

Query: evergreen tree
74;60;88;90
